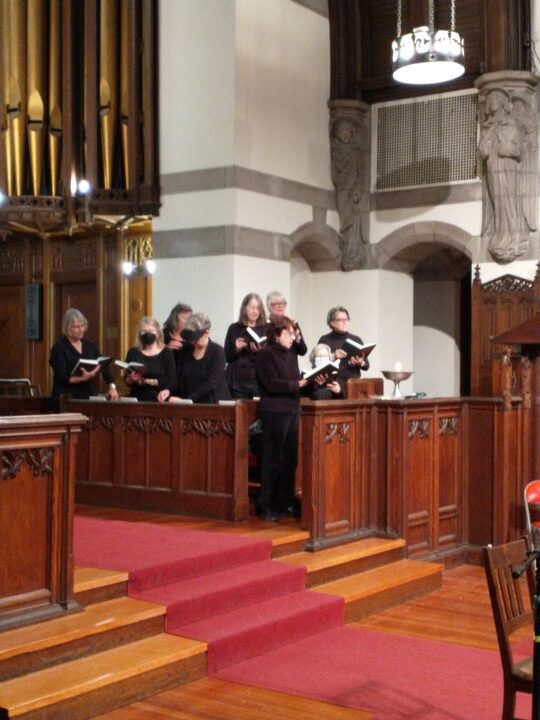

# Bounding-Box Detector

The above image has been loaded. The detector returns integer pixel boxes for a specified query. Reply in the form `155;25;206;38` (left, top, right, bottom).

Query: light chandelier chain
450;0;456;32
428;0;434;33
396;0;402;38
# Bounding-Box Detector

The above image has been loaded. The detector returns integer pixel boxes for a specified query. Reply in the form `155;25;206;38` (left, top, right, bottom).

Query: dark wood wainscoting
66;399;258;522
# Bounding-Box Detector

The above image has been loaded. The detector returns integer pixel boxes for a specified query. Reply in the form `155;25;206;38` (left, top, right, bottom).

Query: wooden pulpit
492;313;540;480
0;413;87;630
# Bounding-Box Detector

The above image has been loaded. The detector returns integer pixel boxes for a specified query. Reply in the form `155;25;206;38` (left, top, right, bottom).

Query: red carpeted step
74;517;272;592
132;560;307;627
171;589;344;672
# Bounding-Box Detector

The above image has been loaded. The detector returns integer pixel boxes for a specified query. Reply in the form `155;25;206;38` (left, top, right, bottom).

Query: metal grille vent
375;92;478;191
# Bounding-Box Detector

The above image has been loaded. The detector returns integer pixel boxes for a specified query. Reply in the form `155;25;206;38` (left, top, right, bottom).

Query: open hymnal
343;338;376;359
245;327;267;345
71;356;111;376
301;359;340;385
114;360;146;374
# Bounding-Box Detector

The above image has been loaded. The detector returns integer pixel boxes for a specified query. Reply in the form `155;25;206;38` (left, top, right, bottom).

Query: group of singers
49;293;369;523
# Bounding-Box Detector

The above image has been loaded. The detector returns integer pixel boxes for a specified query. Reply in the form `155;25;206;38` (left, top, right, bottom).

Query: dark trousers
257;411;299;514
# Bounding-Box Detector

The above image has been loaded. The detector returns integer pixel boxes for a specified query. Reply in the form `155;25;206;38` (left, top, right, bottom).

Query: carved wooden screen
471;264;540;396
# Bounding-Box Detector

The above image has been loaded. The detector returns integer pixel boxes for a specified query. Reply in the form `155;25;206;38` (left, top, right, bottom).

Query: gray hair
266;291;287;312
309;343;333;366
136;316;164;348
185;312;211;333
61;308;88;335
326;306;350;327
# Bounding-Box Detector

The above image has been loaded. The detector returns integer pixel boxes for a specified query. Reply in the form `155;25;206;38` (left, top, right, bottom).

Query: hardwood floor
80;506;500;720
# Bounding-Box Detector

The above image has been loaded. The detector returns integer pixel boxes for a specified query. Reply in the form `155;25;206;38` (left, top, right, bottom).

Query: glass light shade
122;260;135;276
78;179;91;195
392;26;465;85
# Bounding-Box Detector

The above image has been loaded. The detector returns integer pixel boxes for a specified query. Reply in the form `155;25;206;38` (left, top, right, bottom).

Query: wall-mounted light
122;232;156;276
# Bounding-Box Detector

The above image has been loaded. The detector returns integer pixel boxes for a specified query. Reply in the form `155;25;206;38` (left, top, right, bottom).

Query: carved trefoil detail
325;422;350;444
408;419;430;439
2;447;54;479
439;417;458;435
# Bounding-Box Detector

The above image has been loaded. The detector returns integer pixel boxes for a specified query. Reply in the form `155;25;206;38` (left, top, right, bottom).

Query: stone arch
375;221;475;274
289;221;341;271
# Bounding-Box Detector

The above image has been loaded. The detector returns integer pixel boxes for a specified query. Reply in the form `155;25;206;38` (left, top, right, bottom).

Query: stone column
328;99;371;271
475;71;538;263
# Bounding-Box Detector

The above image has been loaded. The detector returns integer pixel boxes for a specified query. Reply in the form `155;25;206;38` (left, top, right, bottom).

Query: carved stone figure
477;82;538;263
328;101;370;271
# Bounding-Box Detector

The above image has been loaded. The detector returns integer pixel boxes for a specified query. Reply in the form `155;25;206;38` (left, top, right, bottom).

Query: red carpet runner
74;517;532;719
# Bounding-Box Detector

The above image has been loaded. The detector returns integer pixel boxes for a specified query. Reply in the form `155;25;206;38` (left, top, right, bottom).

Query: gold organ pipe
8;0;27;196
0;0;12;194
27;0;46;196
48;0;62;196
120;0;131;188
99;0;118;190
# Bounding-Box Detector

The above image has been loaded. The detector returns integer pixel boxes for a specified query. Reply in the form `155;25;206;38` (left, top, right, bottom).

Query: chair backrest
483;539;534;677
0;378;40;397
524;480;540;535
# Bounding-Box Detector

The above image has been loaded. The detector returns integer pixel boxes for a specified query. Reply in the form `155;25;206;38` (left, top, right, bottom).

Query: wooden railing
65;399;258;522
0;394;531;560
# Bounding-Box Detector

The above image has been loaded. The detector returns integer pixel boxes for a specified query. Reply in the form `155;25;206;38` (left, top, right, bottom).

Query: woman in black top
255;316;308;522
158;313;230;404
265;291;307;357
302;343;344;400
163;302;193;367
224;293;266;398
123;317;175;401
318;306;369;392
49;308;119;410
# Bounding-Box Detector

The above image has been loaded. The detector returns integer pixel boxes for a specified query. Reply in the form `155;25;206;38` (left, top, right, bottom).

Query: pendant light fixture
392;0;465;85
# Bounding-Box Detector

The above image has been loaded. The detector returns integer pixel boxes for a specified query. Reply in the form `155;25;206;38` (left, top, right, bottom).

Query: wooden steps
279;537;406;587
0;596;164;680
312;558;443;622
0;634;206;720
74;567;128;605
0;570;207;720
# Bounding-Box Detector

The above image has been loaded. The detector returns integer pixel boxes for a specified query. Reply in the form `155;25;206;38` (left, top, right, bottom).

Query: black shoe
258;509;279;522
284;504;301;518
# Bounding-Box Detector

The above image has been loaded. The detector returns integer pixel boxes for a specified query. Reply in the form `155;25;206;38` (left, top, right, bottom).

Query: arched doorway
377;223;474;397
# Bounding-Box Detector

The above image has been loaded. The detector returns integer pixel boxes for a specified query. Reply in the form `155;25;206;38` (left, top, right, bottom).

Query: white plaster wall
231;255;291;331
159;0;236;173
153;190;237;232
152;255;292;347
475;260;539;283
235;0;332;188
413;280;460;397
290;267;414;395
152;256;235;346
370;201;482;245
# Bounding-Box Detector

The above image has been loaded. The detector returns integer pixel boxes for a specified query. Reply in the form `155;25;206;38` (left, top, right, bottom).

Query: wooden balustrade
0;413;87;630
65;399;258;522
0;394;530;561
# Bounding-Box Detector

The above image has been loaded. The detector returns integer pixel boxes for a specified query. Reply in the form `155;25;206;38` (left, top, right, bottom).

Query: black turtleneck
255;342;301;414
317;328;370;381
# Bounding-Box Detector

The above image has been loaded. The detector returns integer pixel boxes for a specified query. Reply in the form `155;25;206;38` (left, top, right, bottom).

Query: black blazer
170;340;230;404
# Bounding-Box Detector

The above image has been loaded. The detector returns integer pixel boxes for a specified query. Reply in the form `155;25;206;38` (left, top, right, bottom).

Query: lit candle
394;361;402;372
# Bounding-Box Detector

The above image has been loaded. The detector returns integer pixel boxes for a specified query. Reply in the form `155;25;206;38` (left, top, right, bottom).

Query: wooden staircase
279;537;443;621
0;536;442;720
0;569;207;720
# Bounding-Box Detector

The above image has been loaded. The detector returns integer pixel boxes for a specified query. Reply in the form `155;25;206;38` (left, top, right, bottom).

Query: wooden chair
483;539;534;719
0;378;40;397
